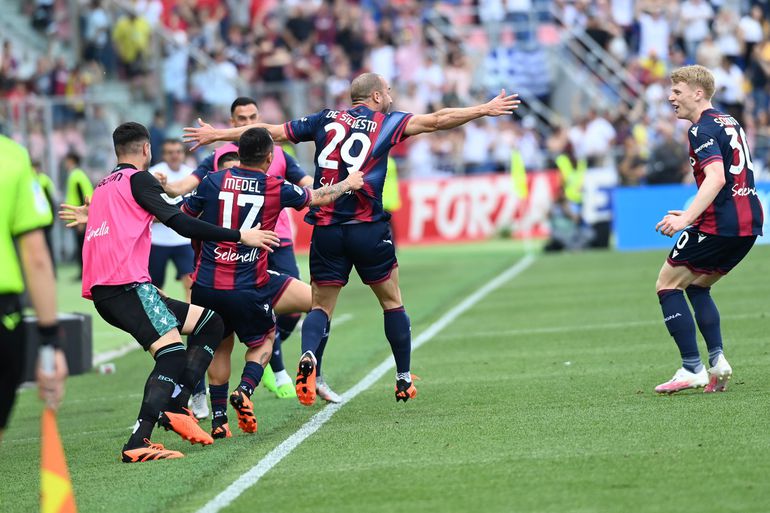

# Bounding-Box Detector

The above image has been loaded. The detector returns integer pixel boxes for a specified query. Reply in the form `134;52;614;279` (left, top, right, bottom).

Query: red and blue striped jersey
181;166;310;290
688;109;763;237
284;105;412;225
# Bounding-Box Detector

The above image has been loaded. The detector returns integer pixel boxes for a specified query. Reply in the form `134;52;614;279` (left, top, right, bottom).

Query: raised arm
183;118;288;151
403;90;520;137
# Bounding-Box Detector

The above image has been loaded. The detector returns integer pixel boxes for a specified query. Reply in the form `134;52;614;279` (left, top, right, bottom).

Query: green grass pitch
2;241;770;513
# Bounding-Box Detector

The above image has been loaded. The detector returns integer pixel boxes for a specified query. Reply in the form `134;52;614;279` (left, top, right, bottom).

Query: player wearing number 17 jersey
181;128;363;435
654;65;763;395
184;73;520;404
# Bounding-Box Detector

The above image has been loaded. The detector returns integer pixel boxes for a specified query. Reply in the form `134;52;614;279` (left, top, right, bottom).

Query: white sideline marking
93;342;139;365
196;253;537;513
434;312;765;340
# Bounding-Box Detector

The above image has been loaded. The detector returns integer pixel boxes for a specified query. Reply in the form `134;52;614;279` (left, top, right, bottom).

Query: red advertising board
287;171;561;250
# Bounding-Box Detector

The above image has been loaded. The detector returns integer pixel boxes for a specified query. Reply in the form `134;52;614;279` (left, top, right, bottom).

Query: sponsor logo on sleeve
694;138;715;154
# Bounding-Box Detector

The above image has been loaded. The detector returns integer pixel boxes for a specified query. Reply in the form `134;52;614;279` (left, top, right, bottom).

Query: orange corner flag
41;408;77;513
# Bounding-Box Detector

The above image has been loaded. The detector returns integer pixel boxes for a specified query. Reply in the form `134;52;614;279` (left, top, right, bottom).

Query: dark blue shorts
667;228;757;275
268;244;300;279
190;271;293;348
149;244;195;289
309;221;397;286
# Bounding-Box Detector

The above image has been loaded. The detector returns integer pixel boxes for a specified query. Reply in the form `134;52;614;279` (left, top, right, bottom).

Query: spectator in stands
112;9;151;99
83;0;114;76
646;122;688;185
637;7;671;63
695;33;723;70
713;7;742;62
712;55;746;124
617;136;647;186
678;0;714;61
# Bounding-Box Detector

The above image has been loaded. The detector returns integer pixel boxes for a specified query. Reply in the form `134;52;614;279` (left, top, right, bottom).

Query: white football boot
654;367;708;394
189;390;210;420
316;377;342;403
704;354;732;393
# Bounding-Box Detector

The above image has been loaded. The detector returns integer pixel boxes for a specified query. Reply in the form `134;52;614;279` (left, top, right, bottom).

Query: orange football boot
121;439;184;463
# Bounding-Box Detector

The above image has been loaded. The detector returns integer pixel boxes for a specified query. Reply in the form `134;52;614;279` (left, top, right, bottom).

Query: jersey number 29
317;122;372;172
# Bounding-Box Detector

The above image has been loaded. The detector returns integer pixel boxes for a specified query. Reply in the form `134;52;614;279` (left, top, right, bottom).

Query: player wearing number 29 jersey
284;107;412;226
182;72;521;403
653;65;763;397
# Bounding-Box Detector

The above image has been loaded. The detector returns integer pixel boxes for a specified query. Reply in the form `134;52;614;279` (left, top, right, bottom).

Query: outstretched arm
183;118;288;151
403;90;520;137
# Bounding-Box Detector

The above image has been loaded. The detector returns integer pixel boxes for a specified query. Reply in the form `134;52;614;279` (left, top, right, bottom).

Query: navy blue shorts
190;271;293;348
309;221;397;286
268;244;300;279
667;228;757;275
149;244;195;289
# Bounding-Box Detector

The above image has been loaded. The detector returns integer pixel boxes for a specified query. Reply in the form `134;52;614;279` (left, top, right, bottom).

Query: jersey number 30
317;122;372;172
218;192;264;230
725;127;755;175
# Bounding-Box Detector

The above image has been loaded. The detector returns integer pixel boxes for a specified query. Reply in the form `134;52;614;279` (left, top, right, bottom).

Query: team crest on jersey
690;126;698;137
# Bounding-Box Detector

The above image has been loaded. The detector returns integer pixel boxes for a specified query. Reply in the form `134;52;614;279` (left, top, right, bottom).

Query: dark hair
216;151;239;169
230;97;258;115
64;151;81;166
238;128;273;166
113;122;150;156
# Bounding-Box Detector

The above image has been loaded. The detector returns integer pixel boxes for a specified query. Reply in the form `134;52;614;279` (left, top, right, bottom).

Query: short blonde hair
670;65;715;100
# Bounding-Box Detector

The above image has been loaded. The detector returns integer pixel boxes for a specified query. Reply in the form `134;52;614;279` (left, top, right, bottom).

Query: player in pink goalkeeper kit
82;121;278;462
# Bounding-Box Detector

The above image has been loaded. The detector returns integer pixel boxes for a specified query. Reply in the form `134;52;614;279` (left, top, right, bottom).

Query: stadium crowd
1;0;769;184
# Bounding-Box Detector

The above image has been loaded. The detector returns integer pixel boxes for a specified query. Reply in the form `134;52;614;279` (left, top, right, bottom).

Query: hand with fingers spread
58;201;90;228
485;89;521;116
655;209;690;237
239;222;281;252
183;118;221;152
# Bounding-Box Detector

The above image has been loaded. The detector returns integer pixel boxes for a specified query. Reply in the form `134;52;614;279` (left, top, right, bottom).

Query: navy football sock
686;285;723;366
658;289;703;373
209;382;229;420
271;313;301;373
384;306;411;375
301;308;328;358
193;377;206;395
238;361;264;397
315;320;331;378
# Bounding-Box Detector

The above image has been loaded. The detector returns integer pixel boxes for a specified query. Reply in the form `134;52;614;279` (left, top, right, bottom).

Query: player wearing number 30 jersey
653;65;763;396
184;72;521;404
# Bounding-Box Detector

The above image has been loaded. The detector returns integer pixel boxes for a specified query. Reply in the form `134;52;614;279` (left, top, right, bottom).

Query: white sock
396;371;411;383
274;369;292;387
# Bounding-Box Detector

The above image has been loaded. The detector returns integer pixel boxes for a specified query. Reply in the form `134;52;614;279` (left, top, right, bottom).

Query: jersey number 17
218;191;264;230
